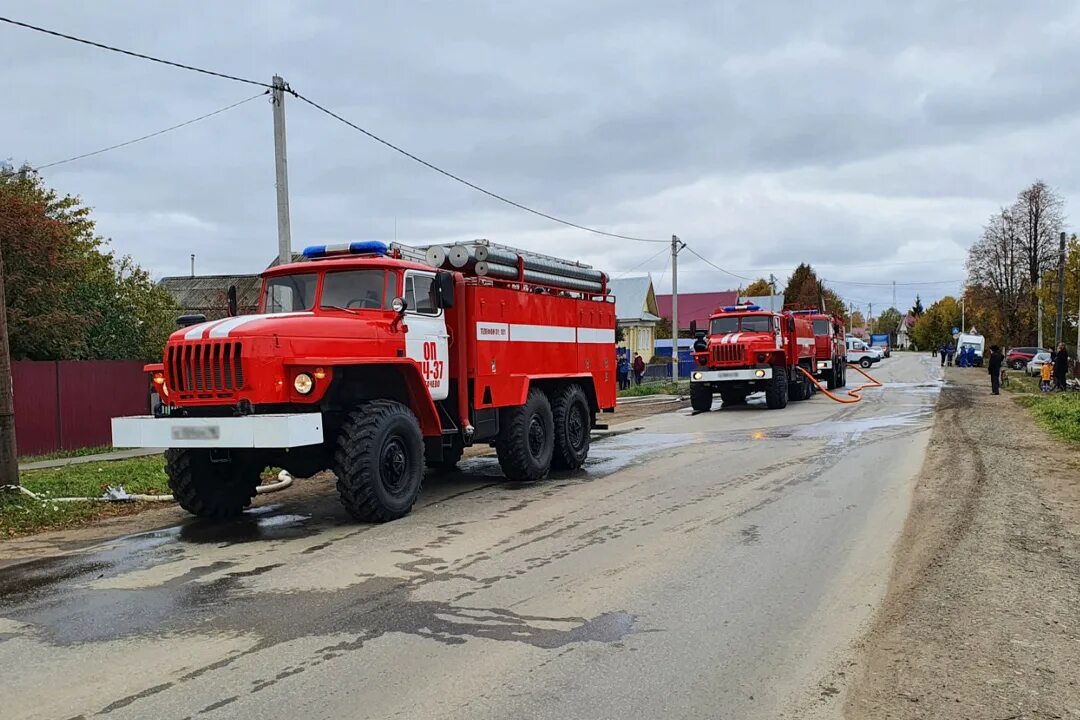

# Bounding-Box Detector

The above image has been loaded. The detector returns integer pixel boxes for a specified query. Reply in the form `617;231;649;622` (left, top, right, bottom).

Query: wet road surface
0;354;939;719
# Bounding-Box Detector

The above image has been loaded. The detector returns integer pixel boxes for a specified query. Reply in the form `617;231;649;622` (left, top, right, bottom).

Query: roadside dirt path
846;366;1080;719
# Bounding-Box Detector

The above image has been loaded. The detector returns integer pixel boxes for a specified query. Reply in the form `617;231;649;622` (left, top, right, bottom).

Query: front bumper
816;360;833;370
112;413;324;449
691;368;774;382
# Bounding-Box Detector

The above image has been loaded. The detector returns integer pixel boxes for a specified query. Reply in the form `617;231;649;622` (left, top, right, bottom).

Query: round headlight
293;373;314;394
755;369;766;378
692;371;703;380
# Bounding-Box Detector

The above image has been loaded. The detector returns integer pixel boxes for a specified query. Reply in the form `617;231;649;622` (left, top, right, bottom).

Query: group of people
937;343;960;367
984;342;1071;396
616;352;646;390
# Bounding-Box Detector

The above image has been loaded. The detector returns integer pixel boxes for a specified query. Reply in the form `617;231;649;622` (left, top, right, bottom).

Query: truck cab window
741;315;770;332
263;274;317;313
404;273;439;315
710;317;738;334
321;270;386;310
812;320;830;335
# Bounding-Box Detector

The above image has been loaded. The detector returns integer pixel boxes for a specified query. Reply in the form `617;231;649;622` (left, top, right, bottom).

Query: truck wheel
335;400;424;523
552;384;591;470
426;443;464;472
165;448;261;519
789;371;809;401
690;384;713;413
496;388;554;481
826;368;838;390
838;362;848;387
860;357;872;369
718;389;747;407
765;368;789;409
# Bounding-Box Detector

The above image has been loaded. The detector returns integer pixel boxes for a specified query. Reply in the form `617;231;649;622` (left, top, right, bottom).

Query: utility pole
670;235;684;380
892;280;897;310
961;297;965;335
1055;231;1067;348
272;75;293;266
768;274;777;311
0;240;19;488
1037;277;1043;349
868;302;873;328
190;254;195;278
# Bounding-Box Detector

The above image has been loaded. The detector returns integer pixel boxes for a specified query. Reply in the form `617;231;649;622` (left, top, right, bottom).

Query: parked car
1006;346;1046;370
846;336;881;368
1025;352;1052;376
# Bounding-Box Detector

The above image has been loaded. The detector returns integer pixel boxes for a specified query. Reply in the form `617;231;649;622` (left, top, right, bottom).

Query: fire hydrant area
2;353;1079;719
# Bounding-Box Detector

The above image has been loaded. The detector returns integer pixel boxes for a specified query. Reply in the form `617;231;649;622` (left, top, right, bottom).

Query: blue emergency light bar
302;240;389;259
720;304;761;312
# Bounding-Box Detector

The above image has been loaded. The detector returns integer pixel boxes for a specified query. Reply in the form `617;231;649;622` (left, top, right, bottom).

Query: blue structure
653;338;696;378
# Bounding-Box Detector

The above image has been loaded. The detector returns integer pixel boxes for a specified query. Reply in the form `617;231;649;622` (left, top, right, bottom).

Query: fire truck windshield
321;270;390;310
263;274;318;313
710;315;772;334
812;319;830;335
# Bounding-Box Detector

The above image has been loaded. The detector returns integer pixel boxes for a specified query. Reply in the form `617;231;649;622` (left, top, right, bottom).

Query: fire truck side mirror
226;285;238;317
435;271;455;309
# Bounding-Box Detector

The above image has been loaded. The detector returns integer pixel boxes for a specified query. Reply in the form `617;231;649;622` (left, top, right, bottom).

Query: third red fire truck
689;303;816;412
789;309;848;390
113;240;615;523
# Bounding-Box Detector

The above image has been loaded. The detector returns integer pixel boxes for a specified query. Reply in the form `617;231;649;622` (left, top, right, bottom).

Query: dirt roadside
0;398;686;566
845;368;1080;718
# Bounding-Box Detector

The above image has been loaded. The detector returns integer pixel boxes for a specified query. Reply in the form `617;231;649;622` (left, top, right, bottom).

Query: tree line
910;180;1073;351
0;164;178;361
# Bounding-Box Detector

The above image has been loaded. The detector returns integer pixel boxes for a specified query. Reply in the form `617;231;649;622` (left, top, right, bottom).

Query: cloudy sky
3;0;1079;315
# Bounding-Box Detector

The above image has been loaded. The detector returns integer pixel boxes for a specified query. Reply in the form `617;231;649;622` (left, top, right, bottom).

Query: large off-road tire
826;367;838;390
719;389;748;407
426;443;464;472
690;383;713;413
789;370;809;401
765;368;789;409
551;384;591;470
838;361;848;387
496;388;554;481
165;448;262;519
335;400;424;523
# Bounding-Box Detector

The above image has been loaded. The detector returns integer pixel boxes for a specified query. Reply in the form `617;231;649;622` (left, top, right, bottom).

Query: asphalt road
0;353;939;720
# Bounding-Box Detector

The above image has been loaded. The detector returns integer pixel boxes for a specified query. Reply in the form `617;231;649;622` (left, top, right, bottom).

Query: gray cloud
2;0;1078;315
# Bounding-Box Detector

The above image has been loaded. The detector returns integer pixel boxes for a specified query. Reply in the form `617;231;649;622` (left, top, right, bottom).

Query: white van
846;336;881;368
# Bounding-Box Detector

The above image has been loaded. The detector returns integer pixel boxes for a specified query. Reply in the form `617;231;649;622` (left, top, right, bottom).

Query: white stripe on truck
475;322;614;344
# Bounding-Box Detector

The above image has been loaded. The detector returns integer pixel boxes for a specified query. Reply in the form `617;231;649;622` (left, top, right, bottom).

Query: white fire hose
2;469;294;504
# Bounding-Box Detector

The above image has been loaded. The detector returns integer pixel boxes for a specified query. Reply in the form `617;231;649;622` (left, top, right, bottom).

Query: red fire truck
790;309;848;390
688;303;816;412
113;241;616;523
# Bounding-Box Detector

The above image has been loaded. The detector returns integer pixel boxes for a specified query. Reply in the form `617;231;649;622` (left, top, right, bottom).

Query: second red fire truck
790;309;848;390
689;303;817;412
113;241;616;523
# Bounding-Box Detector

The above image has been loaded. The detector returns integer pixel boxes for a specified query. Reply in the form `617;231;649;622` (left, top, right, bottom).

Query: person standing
1040;359;1053;393
987;345;1004;395
939;343;948;367
616;353;630;390
632;352;646;386
1053;342;1070;391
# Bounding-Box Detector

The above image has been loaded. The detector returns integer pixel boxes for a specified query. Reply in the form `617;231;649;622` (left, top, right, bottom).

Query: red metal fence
12;361;149;456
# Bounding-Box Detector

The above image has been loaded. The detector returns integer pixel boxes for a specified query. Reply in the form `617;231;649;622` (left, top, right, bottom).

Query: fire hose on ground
798;364;883;404
2;469;294;504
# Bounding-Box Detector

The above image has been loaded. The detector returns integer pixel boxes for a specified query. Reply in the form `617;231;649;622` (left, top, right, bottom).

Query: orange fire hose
797;364;883;404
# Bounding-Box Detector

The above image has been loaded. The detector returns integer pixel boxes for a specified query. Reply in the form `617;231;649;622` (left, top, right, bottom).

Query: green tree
873;307;902;336
742;278;772;296
849;310;866;330
911;296;962;350
0;164;178;360
910;295;924;317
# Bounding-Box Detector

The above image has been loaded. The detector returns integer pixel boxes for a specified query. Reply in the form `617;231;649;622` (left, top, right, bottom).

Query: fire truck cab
790;309;848;390
689;304;816;412
113;241;616;523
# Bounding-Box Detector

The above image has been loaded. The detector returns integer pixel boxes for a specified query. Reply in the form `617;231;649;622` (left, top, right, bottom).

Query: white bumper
112;414;324;449
691;368;773;382
816;360;833;370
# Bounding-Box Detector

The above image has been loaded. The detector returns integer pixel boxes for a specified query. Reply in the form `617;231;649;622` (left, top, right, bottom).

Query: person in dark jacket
939;343;948;367
616;353;630;390
1053;342;1070;391
632;353;646;385
987;345;1004;395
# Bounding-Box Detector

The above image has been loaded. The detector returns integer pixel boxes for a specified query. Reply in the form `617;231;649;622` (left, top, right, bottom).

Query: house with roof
608;275;661;361
896;314;916;349
655;290;739;333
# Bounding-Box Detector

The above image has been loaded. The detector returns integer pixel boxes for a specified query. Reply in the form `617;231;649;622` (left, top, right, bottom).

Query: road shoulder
845;368;1080;717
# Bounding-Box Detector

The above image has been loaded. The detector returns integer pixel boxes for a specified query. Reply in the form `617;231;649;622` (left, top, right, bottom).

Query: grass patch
0;455;169;539
19;445;113;464
1013;392;1080;445
618;381;688;397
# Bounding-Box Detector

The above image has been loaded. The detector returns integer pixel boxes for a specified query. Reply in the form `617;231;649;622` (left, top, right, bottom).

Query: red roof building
656;291;739;331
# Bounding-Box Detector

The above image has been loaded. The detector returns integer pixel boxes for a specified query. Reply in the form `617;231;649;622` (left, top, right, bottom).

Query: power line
681;244;755;281
613;246;670;279
289;90;667;244
33;91;268;171
823;277;963;287
0;16;270;88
